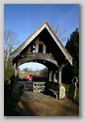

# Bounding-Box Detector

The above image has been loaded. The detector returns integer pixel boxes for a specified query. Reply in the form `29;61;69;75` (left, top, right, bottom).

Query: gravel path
20;91;55;102
18;91;79;116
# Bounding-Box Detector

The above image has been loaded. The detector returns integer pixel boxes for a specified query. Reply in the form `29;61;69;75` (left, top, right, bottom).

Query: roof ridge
11;21;73;65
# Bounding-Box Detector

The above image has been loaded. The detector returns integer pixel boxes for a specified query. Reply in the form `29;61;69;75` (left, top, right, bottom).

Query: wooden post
12;62;19;100
43;44;46;54
48;69;50;81
58;66;66;99
54;71;58;83
28;47;31;52
49;71;52;81
58;66;62;84
35;38;39;53
52;70;54;82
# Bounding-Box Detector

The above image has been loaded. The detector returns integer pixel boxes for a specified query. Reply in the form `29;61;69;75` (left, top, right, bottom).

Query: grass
64;83;79;105
19;72;27;79
19;71;39;80
73;88;79;104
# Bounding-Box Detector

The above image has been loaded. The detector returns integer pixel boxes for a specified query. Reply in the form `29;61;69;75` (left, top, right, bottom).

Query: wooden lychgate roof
11;21;73;66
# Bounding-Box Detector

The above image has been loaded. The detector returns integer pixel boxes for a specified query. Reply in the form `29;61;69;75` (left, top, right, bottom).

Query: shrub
39;68;48;77
4;58;14;85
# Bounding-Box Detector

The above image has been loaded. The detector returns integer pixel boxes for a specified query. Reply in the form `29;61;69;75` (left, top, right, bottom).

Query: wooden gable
11;21;73;66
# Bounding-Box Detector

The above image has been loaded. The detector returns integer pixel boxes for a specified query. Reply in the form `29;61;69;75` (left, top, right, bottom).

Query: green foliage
4;58;14;84
39;68;48;77
64;84;79;105
63;28;79;83
23;68;29;73
65;28;79;76
19;72;29;80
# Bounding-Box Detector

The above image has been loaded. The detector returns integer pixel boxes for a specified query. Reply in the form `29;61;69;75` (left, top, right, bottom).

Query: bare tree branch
4;30;19;60
54;25;67;42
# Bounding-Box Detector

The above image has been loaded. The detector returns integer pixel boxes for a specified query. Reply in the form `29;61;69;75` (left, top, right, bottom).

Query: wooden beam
58;66;62;84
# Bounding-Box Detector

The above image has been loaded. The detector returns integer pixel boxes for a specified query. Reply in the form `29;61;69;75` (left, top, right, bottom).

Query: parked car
25;74;45;81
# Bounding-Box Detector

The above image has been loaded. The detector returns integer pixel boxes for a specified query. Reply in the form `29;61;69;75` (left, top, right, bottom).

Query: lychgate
11;21;73;100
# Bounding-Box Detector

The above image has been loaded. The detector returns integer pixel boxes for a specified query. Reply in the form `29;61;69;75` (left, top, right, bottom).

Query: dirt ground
17;91;79;116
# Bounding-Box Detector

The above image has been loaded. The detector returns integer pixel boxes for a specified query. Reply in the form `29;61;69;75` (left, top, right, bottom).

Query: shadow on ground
4;87;79;116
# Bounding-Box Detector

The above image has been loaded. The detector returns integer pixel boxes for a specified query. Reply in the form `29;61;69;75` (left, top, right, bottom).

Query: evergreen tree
63;28;79;83
39;68;48;77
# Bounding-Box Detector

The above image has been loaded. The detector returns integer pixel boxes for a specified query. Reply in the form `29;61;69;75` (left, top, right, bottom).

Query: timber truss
11;21;73;99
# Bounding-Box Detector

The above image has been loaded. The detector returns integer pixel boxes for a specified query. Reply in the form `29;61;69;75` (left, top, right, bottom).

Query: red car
25;74;45;81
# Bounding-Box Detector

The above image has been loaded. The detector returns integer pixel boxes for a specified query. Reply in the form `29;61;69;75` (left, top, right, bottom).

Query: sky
4;4;79;71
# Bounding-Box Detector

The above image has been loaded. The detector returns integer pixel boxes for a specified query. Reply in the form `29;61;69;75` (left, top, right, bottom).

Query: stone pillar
12;62;19;100
59;84;65;99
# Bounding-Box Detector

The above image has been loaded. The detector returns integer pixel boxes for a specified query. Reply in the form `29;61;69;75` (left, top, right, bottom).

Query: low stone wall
18;81;46;92
33;82;46;92
18;81;65;99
